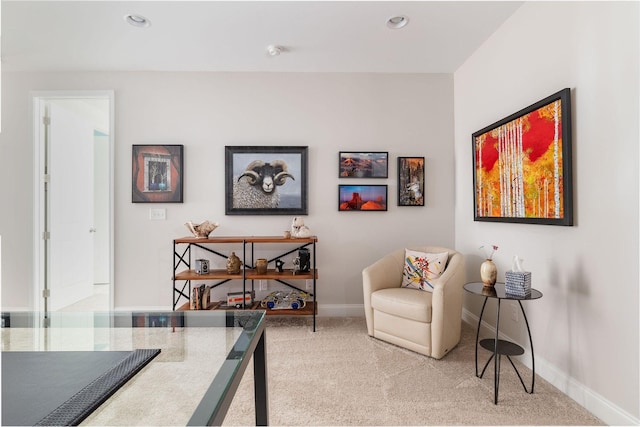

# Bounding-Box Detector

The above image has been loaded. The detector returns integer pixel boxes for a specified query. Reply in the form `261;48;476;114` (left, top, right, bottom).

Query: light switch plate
149;208;166;220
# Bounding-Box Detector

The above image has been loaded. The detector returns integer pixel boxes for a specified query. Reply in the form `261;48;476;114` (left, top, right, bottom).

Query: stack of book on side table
505;271;532;298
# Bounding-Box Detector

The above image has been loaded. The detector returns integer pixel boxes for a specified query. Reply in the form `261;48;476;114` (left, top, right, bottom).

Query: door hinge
42;289;51;298
42;116;51;126
42;231;50;240
44;174;51;183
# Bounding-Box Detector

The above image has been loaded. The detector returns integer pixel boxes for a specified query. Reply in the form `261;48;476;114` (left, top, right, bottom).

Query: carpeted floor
223;317;604;426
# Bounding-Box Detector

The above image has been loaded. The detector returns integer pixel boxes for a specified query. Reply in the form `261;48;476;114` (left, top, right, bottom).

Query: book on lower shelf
191;284;211;310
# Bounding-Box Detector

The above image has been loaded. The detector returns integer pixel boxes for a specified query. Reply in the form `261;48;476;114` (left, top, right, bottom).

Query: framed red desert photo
339;185;387;211
473;88;573;225
132;145;183;203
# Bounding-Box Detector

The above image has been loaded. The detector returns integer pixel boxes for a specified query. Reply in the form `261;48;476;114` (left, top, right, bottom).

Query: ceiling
1;1;523;73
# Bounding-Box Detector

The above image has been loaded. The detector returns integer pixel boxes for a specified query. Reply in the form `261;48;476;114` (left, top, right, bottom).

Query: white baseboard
462;308;640;426
115;306;173;312
317;303;364;317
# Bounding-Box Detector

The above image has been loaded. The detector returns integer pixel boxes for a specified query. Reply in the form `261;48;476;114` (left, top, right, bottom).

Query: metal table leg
475;298;488;377
253;329;269;426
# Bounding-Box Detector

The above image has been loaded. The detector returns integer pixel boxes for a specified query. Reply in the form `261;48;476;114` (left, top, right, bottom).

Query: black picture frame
225;146;308;215
472;88;573;225
338;184;387;211
338;151;388;178
398;157;425;206
132;144;184;203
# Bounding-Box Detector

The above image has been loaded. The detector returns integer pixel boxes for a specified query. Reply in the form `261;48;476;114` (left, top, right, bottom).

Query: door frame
31;90;115;313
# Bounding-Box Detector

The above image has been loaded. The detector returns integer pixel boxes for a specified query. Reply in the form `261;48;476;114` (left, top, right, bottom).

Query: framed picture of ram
398;157;425;206
338;151;388;178
225;146;308;215
132;144;184;203
472;88;573;225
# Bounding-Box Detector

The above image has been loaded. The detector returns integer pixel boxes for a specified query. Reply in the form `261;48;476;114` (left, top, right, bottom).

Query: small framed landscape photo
338;151;388;178
132;144;184;203
225;146;308;215
338;184;387;211
398;157;425;206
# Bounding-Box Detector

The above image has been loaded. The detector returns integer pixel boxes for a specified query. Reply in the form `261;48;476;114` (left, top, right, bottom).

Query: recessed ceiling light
387;15;409;29
124;14;151;28
267;45;285;56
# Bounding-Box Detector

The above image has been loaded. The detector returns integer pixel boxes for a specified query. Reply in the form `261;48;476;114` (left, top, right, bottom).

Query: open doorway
32;91;114;314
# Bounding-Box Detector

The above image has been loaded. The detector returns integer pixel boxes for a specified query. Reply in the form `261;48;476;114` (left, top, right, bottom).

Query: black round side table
463;282;543;404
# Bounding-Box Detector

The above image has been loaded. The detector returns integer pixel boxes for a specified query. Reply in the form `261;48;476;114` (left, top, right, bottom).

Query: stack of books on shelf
505;271;532;297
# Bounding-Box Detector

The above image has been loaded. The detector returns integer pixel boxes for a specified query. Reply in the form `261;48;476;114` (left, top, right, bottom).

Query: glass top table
1;310;268;426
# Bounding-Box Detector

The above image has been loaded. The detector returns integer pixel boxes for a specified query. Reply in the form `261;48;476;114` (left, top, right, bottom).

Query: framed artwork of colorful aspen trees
472;88;573;225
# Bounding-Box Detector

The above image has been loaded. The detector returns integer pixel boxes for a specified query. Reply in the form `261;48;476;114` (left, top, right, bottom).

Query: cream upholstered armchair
362;246;465;359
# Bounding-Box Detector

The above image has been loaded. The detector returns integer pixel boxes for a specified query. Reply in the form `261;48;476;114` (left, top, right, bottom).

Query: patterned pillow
401;249;449;292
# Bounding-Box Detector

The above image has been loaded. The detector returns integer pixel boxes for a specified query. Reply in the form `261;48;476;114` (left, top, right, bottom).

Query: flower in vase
479;244;499;260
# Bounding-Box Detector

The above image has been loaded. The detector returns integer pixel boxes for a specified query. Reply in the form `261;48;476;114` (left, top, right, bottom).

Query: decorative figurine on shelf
292;249;311;275
260;290;308;310
255;258;268;274
290;216;311;238
226;252;242;274
275;259;285;273
185;220;219;238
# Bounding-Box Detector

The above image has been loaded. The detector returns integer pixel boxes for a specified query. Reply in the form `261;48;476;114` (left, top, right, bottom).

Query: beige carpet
223;317;604;426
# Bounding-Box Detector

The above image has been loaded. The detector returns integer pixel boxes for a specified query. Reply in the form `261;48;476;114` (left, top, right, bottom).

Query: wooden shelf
176;300;317;316
263;300;317;316
245;269;318;281
174;269;244;281
174;235;317;244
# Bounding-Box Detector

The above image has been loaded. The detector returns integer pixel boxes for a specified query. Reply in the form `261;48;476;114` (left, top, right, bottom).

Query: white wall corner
462;309;640;426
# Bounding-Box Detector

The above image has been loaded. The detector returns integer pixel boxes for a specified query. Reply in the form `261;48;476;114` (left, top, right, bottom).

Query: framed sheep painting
225;146;308;215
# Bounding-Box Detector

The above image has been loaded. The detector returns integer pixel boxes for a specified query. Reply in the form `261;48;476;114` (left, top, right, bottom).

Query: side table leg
494;299;501;405
519;300;535;393
475;298;488;377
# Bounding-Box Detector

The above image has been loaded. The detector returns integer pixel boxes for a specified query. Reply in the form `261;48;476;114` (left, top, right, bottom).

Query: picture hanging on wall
132;144;183;203
472;88;573;225
338;151;388;178
338;184;387;211
225;146;308;215
398;157;425;206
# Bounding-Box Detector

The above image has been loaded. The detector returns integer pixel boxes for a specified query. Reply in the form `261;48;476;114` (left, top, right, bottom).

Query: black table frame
464;282;542;404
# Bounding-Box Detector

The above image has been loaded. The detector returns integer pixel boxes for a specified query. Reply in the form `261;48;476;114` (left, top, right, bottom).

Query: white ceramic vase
480;259;497;287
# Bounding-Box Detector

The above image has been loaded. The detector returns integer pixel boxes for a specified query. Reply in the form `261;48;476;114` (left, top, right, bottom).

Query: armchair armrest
362;248;405;335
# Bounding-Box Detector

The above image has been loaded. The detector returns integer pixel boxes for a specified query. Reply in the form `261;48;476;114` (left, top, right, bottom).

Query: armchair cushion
371;287;432;323
401;249;449;292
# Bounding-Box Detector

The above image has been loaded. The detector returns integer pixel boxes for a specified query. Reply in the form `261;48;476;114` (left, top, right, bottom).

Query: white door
47;102;95;311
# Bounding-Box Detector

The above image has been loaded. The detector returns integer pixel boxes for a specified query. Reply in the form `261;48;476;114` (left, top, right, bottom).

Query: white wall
0;71;455;313
454;1;639;424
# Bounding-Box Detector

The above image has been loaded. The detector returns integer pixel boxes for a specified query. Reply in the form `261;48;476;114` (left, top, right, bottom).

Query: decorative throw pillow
401;250;449;292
